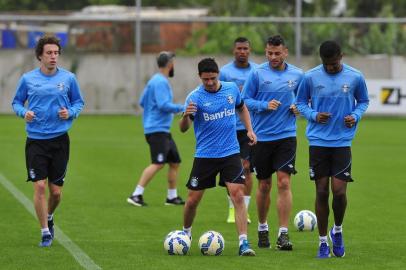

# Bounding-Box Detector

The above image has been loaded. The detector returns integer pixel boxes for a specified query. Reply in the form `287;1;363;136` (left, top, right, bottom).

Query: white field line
0;173;102;270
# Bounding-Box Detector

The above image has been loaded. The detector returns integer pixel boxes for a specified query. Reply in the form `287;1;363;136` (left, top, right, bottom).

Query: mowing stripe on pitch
0;173;101;270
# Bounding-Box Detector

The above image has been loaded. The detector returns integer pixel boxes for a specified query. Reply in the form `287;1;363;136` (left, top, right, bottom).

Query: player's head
157;51;175;77
35;36;61;61
233;37;251;65
319;40;343;74
198;58;220;92
265;35;288;70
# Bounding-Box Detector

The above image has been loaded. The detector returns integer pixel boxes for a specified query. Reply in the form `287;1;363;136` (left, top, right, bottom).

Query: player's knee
277;177;290;191
258;180;271;193
50;190;62;201
316;189;329;202
332;191;346;201
169;163;180;169
34;180;47;194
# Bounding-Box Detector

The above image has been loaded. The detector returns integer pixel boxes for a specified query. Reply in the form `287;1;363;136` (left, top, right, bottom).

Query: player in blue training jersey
219;37;258;224
11;36;84;247
296;40;369;259
242;35;303;251
127;51;185;207
179;58;257;256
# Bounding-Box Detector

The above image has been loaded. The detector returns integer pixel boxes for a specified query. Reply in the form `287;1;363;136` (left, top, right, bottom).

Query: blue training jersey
242;62;304;141
140;73;183;134
184;82;243;158
296;63;369;147
11;67;84;139
219;61;258;131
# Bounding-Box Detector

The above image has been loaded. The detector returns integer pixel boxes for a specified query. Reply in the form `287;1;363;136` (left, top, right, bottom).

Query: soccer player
219;37;258;224
242;35;303;250
11;35;84;247
180;58;257;256
127;51;185;207
296;40;369;258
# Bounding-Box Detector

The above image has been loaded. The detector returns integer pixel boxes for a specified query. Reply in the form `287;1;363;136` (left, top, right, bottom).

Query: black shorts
145;132;181;164
25;133;70;186
186;153;245;190
309;146;353;182
252;137;297;179
237;129;252;160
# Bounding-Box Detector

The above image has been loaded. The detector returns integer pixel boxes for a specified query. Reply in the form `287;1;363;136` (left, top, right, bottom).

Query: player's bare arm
179;101;196;133
237;104;257;145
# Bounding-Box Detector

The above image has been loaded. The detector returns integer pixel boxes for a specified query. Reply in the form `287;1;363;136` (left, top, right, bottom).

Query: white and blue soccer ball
294;210;317;231
198;231;225;256
164;230;191;255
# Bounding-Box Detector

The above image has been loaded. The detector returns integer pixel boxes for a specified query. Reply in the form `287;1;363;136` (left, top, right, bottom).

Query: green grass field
0;115;405;270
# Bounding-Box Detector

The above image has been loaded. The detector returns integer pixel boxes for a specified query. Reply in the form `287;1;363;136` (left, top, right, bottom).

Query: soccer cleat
226;208;235;223
127;195;147;207
48;218;54;238
329;228;345;257
317;242;331;258
39;234;53;247
165;196;185;206
239;240;256;256
258;230;271;248
276;232;293;251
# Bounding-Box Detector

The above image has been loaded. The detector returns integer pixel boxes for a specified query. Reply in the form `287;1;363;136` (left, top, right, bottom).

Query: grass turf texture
0;115;405;269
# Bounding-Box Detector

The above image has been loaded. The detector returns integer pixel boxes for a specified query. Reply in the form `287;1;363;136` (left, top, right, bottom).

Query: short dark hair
198;58;219;75
157;51;175;68
35;35;61;61
234;37;250;45
267;35;285;46
319;40;341;59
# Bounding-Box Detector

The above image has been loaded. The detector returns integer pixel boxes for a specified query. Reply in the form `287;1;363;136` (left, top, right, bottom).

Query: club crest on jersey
190;177;199;188
342;84;350;93
57;82;65;91
227;95;234;104
287;80;296;88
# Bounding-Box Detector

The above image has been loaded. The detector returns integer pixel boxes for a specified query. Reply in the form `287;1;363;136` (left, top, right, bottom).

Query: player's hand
344;115;356;128
247;130;257;146
183;101;197;117
268;99;281;111
24;111;35;122
58;107;69;120
289;104;300;116
316;112;332;124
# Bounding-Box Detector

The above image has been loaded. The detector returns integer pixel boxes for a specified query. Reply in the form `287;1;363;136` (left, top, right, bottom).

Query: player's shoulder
286;62;304;74
248;61;259;69
221;61;235;71
185;86;201;100
221;81;239;92
342;63;364;78
305;65;323;77
257;62;269;70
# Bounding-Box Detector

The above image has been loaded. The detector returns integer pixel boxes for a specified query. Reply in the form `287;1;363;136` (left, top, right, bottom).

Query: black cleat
258;230;271;248
276;232;293;251
165;196;185;206
127;195;147;206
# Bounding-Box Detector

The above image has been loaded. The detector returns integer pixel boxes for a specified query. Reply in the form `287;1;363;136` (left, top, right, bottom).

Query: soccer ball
198;231;225;256
163;230;191;255
294;210;317;231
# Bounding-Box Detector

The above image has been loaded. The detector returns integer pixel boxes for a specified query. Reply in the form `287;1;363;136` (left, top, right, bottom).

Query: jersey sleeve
67;74;85;119
154;80;183;113
351;74;369;122
296;75;318;122
11;75;28;118
242;70;269;112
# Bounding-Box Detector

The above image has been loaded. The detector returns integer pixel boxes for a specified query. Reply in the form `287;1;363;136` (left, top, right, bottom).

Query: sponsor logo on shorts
29;169;36;179
190;177;198;188
309;168;315;178
344;172;350;177
157;153;164;163
288;164;294;168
